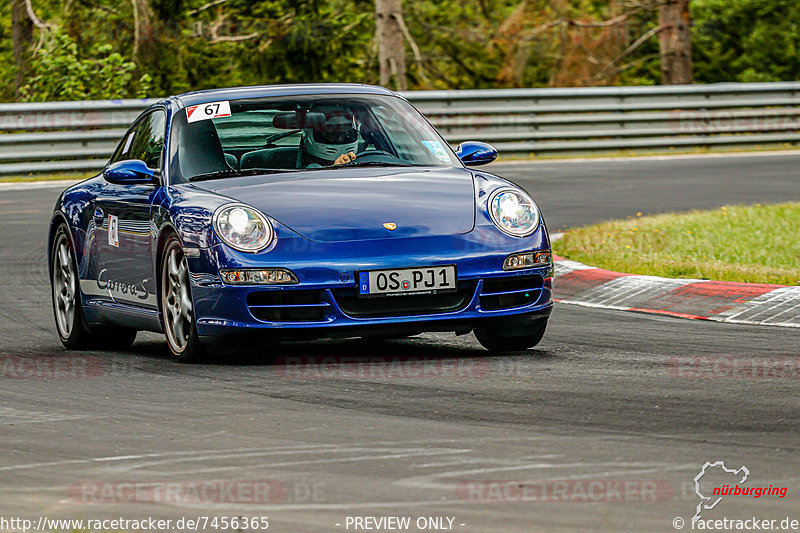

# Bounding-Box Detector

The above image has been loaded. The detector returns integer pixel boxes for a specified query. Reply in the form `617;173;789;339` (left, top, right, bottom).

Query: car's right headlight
212;203;273;253
488;188;540;237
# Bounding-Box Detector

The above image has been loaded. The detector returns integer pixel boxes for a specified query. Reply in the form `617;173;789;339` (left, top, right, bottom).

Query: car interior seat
178;119;233;179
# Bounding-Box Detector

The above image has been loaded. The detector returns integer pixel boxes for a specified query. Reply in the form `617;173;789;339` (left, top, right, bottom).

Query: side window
128;111;167;169
108;129;136;165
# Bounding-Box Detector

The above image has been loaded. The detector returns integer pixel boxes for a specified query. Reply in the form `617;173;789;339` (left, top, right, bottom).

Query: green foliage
138;0;374;96
692;0;800;83
3;0;800;102
20;31;151;101
615;9;662;87
218;0;374;86
0;1;17;102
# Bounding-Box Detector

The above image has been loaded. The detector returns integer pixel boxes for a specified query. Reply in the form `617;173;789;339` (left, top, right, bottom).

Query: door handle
93;207;105;225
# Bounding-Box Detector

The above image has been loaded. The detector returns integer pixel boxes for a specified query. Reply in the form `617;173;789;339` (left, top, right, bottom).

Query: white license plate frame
357;265;457;298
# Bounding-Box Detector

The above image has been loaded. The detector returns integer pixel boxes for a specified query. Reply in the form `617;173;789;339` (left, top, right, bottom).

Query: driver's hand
333;152;357;166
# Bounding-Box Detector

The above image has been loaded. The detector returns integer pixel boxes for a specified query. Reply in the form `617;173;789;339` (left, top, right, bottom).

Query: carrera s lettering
96;269;149;301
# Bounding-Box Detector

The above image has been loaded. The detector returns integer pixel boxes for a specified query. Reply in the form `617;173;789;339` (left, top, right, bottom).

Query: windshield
169;94;460;182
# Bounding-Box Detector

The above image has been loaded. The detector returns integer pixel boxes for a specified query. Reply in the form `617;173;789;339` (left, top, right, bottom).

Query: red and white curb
553;257;800;328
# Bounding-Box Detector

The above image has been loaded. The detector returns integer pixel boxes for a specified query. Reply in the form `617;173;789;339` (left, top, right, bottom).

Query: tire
160;236;206;363
51;224;137;350
475;318;548;352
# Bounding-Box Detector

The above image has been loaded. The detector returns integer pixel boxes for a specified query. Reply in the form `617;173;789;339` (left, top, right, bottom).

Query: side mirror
103;159;159;185
456;141;498;166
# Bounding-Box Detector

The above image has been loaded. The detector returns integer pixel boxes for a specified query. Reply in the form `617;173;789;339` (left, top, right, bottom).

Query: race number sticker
108;215;119;248
186;101;232;123
421;140;451;163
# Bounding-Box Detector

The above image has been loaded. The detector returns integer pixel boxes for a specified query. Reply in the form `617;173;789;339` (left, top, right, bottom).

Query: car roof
172;84;398;108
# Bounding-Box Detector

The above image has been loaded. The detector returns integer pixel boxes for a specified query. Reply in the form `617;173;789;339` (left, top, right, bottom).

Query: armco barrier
1;82;799;175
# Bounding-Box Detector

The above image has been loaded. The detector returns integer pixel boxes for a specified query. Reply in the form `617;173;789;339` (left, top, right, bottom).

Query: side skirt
83;299;164;333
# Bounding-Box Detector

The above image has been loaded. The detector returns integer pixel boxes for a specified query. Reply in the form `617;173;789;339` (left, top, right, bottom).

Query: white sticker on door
108;215;119;247
186;101;232;123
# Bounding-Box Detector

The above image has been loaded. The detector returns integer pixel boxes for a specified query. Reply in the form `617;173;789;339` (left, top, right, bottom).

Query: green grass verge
556;203;800;286
0;172;91;182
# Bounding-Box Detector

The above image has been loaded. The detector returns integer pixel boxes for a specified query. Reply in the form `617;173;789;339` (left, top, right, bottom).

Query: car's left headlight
488;188;540;237
213;203;273;252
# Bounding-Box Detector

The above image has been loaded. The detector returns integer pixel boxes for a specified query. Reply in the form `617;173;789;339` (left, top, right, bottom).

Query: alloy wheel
162;243;194;353
53;234;77;338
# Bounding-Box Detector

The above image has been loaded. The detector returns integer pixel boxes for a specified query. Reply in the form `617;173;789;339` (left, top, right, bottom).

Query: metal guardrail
1;82;799;175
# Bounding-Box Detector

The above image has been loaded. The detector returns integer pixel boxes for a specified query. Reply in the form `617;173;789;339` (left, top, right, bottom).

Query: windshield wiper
264;129;301;144
189;168;298;182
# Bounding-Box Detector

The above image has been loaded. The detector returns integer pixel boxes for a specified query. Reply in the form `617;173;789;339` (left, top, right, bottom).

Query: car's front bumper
193;276;553;340
186;229;553;341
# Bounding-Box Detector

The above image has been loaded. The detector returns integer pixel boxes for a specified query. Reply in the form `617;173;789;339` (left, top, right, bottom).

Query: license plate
358;266;457;298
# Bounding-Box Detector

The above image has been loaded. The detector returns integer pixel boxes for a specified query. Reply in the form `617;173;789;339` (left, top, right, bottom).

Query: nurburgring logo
693;461;750;522
682;460;791;530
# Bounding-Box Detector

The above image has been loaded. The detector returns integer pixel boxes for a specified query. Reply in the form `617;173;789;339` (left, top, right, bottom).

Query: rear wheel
475;318;548;352
161;237;206;363
51;224;136;350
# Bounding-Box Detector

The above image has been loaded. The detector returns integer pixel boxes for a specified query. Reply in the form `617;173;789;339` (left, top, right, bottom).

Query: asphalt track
1;153;799;532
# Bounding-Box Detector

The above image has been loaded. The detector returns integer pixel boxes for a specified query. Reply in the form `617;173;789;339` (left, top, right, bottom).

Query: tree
11;0;34;97
6;0;800;102
375;0;406;90
132;0;160;77
658;0;693;84
691;0;800;83
19;31;149;102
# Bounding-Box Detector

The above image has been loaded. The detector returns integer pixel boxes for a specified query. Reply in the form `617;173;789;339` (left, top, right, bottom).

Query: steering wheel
344;149;395;164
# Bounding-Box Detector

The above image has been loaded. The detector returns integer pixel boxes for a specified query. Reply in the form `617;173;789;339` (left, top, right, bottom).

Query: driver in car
300;107;360;168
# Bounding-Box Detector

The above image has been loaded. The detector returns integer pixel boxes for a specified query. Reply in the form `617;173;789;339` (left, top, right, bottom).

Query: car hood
192;167;476;242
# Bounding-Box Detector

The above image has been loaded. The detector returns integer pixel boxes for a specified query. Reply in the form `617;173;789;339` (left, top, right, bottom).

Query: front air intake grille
247;290;329;322
332;282;476;319
480;274;544;311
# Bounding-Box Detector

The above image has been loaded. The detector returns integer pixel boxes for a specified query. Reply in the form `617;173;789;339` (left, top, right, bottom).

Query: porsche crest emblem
383;223;397;231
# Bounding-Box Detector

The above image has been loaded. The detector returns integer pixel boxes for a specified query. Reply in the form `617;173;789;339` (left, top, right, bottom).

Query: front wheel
51;224;136;350
161;237;206;363
475;318;548;352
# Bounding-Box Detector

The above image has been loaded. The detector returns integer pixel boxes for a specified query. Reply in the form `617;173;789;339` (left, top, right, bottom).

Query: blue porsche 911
49;84;553;362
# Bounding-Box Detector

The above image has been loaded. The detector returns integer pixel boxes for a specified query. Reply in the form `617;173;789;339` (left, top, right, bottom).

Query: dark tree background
0;0;797;101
